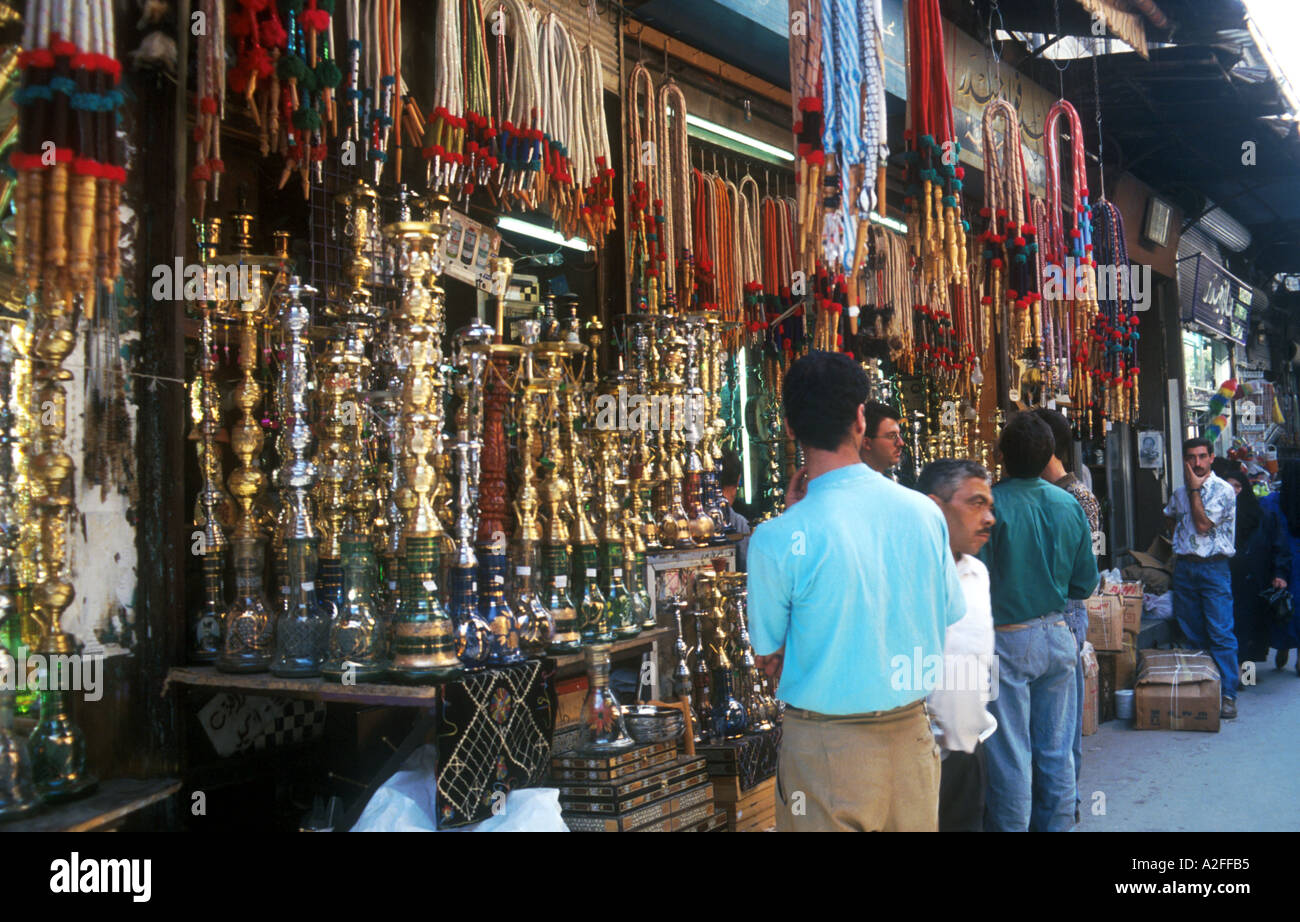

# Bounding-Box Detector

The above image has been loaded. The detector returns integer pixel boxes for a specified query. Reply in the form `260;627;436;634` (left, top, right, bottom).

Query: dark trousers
939;742;987;832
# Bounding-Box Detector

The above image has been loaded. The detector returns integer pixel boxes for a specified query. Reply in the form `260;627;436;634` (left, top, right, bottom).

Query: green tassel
316;58;343;88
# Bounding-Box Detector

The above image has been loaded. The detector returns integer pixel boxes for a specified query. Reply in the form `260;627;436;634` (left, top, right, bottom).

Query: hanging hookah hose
658;80;691;306
1045;98;1096;423
739;174;763;333
627;61;660;310
1091;200;1140;424
425;0;464;190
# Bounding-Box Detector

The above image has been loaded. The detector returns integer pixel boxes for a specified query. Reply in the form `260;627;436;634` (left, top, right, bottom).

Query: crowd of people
742;350;1300;832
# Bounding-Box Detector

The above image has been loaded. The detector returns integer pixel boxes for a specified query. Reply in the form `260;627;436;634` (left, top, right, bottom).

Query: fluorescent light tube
496;216;591;252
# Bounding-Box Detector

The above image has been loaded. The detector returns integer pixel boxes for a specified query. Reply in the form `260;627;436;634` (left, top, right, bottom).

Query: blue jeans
1172;558;1238;698
1063;600;1088;805
984;614;1078;832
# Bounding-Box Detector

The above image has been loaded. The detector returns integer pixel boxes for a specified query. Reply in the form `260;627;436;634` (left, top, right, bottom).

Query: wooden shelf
549;627;674;672
164;665;443;709
0;778;180;832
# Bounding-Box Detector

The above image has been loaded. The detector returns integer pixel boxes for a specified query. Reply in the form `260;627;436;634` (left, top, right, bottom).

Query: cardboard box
1134;650;1221;733
1116;633;1138;690
1120;594;1143;637
1081;643;1099;736
1085;595;1123;652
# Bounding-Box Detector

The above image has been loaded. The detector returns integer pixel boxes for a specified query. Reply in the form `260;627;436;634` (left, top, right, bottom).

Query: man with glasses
861;401;905;475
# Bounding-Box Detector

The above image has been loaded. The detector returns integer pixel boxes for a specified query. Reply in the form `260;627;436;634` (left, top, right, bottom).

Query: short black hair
719;449;743;488
999;412;1055;479
917;459;990;502
1183;437;1214;457
782;351;870;452
863;401;902;439
1032;408;1074;467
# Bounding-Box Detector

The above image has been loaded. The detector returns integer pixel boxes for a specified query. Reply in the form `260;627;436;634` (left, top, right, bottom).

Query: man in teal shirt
748;352;965;832
978;412;1098;832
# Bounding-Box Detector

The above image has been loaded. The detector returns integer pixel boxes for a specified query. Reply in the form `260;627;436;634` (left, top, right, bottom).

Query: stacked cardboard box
1134;649;1221;733
554;742;727;831
1081;642;1099;736
1091;582;1143;721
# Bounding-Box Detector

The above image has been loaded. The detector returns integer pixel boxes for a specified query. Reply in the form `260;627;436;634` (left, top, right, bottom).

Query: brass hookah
318;182;380;626
24;288;96;799
654;321;692;546
593;372;636;640
719;572;776;733
270;277;331;677
698;315;730;541
700;572;745;739
563;339;610;644
509;330;556;655
215;211;278;674
627;316;661;554
0;322;39;818
385;207;462;682
680;319;715;546
534;339;582;653
187;217;229;663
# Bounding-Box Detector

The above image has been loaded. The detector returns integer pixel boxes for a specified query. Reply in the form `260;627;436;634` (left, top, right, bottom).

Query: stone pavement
1077;653;1300;831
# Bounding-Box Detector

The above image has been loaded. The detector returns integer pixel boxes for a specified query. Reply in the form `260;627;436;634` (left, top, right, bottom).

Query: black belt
1176;553;1229;564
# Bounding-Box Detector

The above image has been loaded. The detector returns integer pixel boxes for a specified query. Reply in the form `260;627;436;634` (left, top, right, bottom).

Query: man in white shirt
916;459;998;832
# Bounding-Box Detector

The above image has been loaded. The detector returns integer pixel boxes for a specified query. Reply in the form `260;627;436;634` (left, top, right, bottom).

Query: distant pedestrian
979;412;1098;832
1261;460;1300;674
1033;407;1098;822
860;401;904;476
1212;459;1288;665
748;352;965;832
917;459;998;833
1163;438;1239;718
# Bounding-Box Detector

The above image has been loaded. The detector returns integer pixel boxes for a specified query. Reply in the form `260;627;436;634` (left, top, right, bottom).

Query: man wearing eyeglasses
861;401;905;475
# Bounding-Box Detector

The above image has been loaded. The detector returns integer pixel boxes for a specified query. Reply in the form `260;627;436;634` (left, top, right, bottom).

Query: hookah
270;278;331;677
446;321;496;669
187;217;228;663
721;573;775;733
655;322;692;546
593;387;635;640
566;360;611;644
700;572;746;739
216;211;277;674
627;317;661;554
533;342;582;653
477;258;528;665
385;205;462;683
680;318;716;546
510;352;557;655
698;315;730;541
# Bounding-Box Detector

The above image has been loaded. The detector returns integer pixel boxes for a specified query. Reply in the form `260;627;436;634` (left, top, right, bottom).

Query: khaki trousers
775;700;940;832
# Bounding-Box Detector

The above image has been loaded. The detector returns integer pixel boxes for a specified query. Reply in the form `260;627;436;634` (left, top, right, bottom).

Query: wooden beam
623;20;792;109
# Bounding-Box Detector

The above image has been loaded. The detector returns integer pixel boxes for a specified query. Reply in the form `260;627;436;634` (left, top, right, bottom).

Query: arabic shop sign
1177;253;1251;345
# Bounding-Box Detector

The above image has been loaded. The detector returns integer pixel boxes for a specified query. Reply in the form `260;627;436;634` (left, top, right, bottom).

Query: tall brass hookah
384;200;463;682
681;318;717;546
187;217;230;663
508;314;557;655
0;315;40;819
533;334;582;653
626;316;661;561
718;572;777;733
215;212;279;673
591;359;637;641
23;259;97;800
698;315;732;541
320;182;387;682
561;334;611;644
653;318;692;546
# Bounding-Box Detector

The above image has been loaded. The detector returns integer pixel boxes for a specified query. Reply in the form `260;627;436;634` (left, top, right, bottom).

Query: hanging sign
1177;253;1251;345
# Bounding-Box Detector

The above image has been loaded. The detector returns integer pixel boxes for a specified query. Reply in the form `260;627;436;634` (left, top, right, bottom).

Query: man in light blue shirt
747;352;965;832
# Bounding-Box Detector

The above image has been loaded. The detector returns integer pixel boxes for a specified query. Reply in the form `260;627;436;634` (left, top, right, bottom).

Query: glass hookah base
0;790;43;821
386;662;465;685
614;624;642;639
36;771;98;804
215;653;272;674
270;659;326;679
321;660;388;683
